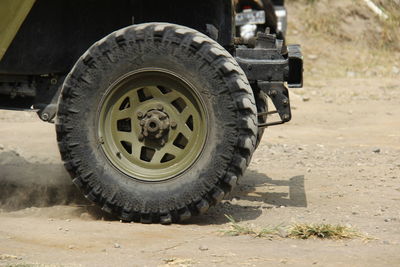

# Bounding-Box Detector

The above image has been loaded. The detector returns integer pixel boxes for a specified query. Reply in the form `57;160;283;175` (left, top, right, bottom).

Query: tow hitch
235;30;303;128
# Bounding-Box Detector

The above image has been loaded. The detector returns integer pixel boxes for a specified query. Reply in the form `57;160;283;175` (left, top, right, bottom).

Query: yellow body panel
0;0;35;60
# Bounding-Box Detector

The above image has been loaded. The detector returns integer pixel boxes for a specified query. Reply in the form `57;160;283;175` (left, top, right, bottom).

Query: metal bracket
257;82;291;128
34;75;65;123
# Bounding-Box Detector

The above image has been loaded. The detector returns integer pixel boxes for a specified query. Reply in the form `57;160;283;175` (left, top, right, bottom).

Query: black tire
56;23;257;224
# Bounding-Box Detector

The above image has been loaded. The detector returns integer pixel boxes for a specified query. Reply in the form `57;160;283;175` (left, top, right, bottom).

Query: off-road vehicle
0;0;302;223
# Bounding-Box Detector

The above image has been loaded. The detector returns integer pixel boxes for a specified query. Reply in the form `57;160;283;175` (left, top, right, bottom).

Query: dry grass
289;0;400;51
222;215;369;240
375;0;400;51
288;223;362;240
301;6;350;41
221;215;283;238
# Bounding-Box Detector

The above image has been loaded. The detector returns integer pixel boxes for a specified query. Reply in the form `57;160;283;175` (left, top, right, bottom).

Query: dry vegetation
288;223;363;240
221;215;367;240
221;215;284;238
287;0;400;79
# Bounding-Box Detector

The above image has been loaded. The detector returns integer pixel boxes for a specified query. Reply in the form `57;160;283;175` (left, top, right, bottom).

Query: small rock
373;148;381;153
302;96;311;102
384;218;391;222
392;66;400;75
199;245;209;251
0;144;4;150
231;198;239;204
278;229;288;238
66;219;71;222
58;227;63;231
114;243;121;248
68;245;74;249
307;54;318;60
347;71;356;78
383;240;390;245
307;168;312;173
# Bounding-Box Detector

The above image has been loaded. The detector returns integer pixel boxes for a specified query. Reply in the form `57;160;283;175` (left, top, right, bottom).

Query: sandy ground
0;76;399;266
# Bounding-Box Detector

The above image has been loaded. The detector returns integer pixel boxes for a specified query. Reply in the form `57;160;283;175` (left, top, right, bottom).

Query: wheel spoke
114;107;133;120
179;107;192;124
147;86;180;103
115;131;135;144
161;142;184;157
126;92;141;107
179;125;193;140
151;150;165;164
114;131;143;158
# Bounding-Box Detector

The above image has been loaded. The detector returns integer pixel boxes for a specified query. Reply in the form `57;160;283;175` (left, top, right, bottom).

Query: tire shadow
234;170;308;208
189;170;307;225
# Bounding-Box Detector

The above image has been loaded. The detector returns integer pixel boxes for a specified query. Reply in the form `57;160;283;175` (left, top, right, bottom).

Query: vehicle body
0;0;302;223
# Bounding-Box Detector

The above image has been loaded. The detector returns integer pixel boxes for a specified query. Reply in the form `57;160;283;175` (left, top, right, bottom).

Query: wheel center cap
139;107;170;141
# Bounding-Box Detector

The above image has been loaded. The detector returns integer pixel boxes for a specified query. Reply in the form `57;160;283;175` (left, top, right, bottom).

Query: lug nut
156;104;164;111
283;114;290;121
283;99;289;105
137;112;143;119
171;121;177;129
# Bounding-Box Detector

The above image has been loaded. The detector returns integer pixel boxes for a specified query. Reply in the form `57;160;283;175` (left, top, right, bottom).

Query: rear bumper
235;34;303;88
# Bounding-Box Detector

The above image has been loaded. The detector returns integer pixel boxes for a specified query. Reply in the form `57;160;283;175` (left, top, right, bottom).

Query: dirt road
0;76;399;266
1;1;400;265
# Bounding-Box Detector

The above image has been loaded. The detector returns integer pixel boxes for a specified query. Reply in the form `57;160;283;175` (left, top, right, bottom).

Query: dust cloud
0;149;86;212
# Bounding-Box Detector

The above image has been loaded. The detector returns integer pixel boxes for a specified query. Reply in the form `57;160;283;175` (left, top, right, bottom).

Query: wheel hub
139;106;173;145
